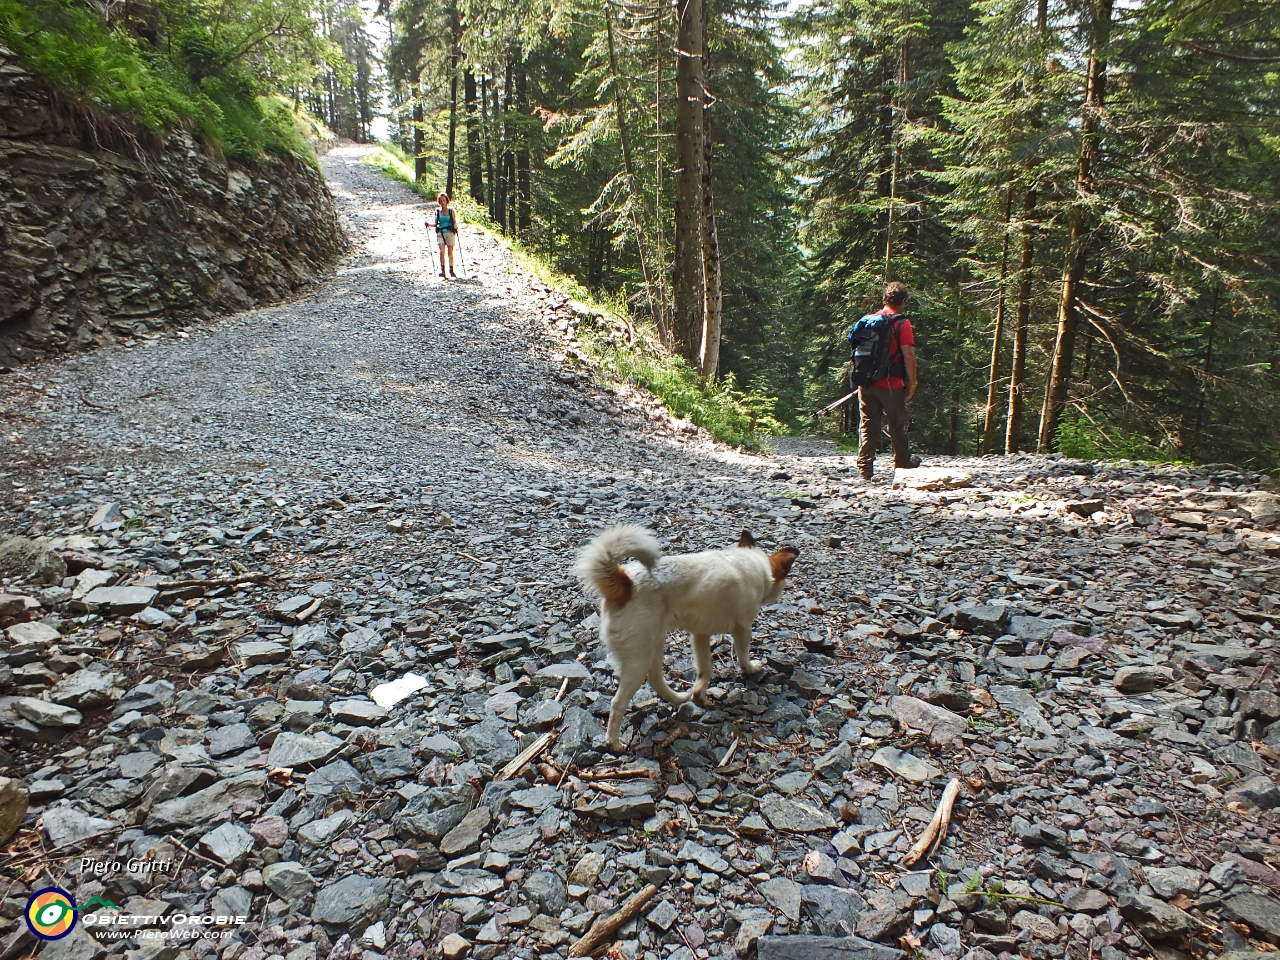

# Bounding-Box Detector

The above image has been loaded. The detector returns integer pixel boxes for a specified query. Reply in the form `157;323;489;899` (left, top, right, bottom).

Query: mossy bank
0;48;344;367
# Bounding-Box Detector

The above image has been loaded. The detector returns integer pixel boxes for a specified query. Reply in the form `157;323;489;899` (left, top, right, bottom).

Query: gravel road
4;145;1280;960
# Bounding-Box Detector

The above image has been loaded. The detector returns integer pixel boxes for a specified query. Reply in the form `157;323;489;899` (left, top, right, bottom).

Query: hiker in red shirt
857;281;920;480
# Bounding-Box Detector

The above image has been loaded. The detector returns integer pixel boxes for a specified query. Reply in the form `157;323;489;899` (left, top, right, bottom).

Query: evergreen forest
7;0;1280;469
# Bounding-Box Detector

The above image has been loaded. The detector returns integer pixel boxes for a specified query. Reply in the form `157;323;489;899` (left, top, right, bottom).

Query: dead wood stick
568;884;659;957
555;676;570;701
155;572;273;591
163;834;222;868
717;737;740;769
79;389;119;412
902;777;961;867
496;732;556;781
573;767;657;782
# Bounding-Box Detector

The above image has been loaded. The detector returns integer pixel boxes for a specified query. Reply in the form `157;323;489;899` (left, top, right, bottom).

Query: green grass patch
582;336;786;449
1054;413;1189;465
0;0;317;163
365;142;441;200
363;143;786;449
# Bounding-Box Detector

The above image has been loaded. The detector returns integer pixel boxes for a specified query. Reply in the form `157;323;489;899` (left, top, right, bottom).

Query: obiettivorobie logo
26;887;247;944
25;888;120;940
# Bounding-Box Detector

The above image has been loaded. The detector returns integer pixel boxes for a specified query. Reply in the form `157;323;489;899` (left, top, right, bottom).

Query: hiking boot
450;268;457;278
440;270;447;279
859;468;874;481
896;455;922;469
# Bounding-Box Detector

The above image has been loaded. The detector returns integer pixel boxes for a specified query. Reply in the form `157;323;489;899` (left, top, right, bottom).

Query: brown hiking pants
857;385;912;475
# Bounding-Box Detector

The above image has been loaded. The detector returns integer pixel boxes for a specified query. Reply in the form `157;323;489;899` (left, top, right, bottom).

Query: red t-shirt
873;307;914;390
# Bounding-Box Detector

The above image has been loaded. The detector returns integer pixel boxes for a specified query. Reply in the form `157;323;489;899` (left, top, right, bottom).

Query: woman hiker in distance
433;192;460;279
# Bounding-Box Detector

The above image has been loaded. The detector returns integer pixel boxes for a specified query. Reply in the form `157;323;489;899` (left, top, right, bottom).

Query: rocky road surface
3;145;1280;960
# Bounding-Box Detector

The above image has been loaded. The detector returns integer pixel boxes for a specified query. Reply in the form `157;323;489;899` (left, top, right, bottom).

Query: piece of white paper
369;672;430;709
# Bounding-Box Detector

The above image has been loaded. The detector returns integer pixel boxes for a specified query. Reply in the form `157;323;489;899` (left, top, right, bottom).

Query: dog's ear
738;530;757;549
769;546;800;582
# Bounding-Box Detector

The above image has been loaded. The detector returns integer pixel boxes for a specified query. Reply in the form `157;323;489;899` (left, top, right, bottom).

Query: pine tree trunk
1037;0;1113;451
515;64;531;233
494;70;508;231
481;76;495;221
445;4;460;197
605;6;669;346
673;0;706;366
464;71;484;204
946;307;964;454
982;184;1014;454
1191;285;1220;458
653;0;669;343
412;89;426;182
698;0;722;380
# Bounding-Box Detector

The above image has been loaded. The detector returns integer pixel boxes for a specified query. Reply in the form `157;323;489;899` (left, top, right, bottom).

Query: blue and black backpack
847;312;907;387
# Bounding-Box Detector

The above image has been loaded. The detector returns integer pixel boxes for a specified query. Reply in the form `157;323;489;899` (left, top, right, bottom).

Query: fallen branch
79;389;119;412
162;834;222;868
902;777;961;867
568;883;659;957
496;732;556;781
573;767;658;782
155;572;273;591
717;737;740;769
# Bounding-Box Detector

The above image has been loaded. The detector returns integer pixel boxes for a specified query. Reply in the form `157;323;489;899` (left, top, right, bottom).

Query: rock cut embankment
0;46;343;366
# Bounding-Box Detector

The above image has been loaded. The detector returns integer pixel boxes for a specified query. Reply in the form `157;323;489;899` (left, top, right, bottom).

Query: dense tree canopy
8;0;1278;467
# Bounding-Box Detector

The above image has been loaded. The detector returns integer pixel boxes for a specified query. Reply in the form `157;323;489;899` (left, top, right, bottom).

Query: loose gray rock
1225;776;1280;810
312;874;391;932
760;877;803;921
267;732;344;769
208;722;258;758
13;698;81;728
199;822;255;866
1113;666;1157;693
0;777;28;844
457;717;518;764
1223;893;1280;942
888;696;965;747
393;784;478;841
145;772;265;831
305;759;366;797
757;935;905;960
6;621;60;646
523;870;567;914
763;799;837;833
263;861;315;900
80;585;157;614
439;806;491;858
49;669;123;709
330;699;388;726
42;804;117;848
869;747;941;783
0;537;67;584
815;741;853;779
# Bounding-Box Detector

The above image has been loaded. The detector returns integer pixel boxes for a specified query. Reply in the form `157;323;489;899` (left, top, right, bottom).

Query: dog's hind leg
691;634;714;707
606;660;647;753
733;627;764;677
647;651;691;706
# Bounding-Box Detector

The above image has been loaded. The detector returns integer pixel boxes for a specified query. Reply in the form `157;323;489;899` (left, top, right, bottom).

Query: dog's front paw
743;659;765;677
691;684;710;708
604;737;629;753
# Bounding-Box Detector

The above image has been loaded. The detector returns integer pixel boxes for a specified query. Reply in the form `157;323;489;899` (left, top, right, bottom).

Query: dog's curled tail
575;525;660;608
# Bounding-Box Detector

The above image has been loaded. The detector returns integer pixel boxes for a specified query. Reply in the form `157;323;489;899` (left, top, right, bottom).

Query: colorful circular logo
26;887;77;940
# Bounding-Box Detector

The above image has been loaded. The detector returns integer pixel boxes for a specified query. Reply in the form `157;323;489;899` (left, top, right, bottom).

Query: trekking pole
455;231;467;279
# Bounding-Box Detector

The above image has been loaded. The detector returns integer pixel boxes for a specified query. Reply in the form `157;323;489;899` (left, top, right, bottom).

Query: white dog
575;525;800;752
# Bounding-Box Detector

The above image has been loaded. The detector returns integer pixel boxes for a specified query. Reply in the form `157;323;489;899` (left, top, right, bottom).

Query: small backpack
847;312;907;387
